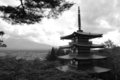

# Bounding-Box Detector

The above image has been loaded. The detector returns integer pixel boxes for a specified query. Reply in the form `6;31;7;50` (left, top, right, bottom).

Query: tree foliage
103;39;117;49
93;40;120;80
45;47;68;61
0;56;93;80
0;0;74;24
45;47;71;61
45;47;58;61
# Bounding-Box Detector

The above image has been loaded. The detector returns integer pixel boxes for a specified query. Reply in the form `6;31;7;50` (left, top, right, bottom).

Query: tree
56;48;66;56
0;31;6;48
45;47;67;61
45;47;57;61
0;0;74;24
103;39;117;49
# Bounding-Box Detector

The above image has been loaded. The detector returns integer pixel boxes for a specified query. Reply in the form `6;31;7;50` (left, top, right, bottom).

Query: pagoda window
76;37;78;42
75;61;78;65
72;48;77;54
71;50;73;54
72;37;76;42
70;59;76;65
73;60;76;65
73;49;77;54
70;60;73;64
76;49;78;53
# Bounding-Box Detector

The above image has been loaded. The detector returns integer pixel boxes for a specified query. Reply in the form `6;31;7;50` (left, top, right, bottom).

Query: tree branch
20;0;26;14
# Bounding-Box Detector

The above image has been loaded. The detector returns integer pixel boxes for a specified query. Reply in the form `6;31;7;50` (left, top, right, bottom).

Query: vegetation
0;56;93;80
0;39;119;80
93;40;120;80
45;47;70;61
45;40;120;80
0;0;74;24
103;39;117;49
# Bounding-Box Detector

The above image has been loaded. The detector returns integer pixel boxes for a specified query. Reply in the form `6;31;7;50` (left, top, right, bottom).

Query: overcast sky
0;0;120;46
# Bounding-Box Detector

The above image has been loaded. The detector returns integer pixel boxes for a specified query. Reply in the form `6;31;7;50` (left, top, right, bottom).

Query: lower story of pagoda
57;64;110;74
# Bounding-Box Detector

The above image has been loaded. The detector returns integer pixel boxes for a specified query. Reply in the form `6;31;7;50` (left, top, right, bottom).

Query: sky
0;0;120;47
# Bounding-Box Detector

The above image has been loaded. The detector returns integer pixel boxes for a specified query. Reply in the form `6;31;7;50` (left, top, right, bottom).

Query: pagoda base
57;65;110;74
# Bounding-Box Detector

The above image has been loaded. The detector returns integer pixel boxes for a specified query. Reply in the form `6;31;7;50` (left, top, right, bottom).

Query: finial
78;6;80;14
78;6;82;32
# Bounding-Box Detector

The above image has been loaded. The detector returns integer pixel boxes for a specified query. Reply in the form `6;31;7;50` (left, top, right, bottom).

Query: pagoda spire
78;6;83;32
78;6;81;31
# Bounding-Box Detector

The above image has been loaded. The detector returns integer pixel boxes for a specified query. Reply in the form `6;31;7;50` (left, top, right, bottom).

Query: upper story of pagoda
61;32;102;40
61;6;102;40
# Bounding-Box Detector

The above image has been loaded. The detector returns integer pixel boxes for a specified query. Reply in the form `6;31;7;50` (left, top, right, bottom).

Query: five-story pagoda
57;7;110;75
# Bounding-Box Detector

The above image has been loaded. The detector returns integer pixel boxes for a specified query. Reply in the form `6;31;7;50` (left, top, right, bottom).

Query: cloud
0;0;120;46
0;1;7;6
80;0;117;32
79;0;120;45
0;0;20;6
92;29;120;46
0;17;72;46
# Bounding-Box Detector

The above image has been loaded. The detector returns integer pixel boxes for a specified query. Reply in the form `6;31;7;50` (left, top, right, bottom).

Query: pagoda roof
57;65;110;73
61;31;102;39
58;54;107;60
60;43;104;49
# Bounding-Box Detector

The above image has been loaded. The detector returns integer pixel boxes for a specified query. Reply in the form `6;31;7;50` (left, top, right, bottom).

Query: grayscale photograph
0;0;119;80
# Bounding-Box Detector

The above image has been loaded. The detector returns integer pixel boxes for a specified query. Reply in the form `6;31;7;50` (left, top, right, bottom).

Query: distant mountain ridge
1;38;52;50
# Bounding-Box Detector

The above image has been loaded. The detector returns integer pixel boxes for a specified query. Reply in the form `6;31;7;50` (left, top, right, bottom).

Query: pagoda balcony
74;43;103;48
69;41;92;45
59;43;104;49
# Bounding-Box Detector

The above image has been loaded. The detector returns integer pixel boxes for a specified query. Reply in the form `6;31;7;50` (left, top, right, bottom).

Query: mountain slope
1;38;52;50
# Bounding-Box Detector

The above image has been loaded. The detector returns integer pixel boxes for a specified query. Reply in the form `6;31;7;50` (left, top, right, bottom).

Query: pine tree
0;0;74;24
45;47;57;61
0;31;6;47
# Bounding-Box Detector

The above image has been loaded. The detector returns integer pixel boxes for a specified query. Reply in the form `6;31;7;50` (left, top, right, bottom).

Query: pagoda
57;7;110;78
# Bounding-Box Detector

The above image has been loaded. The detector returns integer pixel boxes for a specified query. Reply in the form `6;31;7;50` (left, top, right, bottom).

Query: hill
1;38;52;51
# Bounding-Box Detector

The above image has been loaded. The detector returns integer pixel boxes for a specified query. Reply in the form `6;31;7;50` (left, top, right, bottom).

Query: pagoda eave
57;65;110;74
61;32;74;40
61;32;102;40
59;45;72;49
76;32;102;37
58;54;107;60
